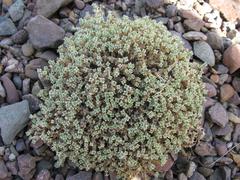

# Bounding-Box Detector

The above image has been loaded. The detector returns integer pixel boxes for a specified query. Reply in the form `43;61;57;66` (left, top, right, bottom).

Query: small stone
178;173;187;180
184;19;204;31
74;0;85;10
8;0;25;22
12;75;22;90
22;78;30;95
22;43;34;57
223;44;240;73
36;160;52;173
166;4;177;17
36;169;51;180
197;167;214;177
209;103;228;127
233;77;240;92
0;82;6;98
18;154;36;180
220;84;235;102
0;101;30;144
233;124;240;142
37;50;58;61
206;31;224;50
194;142;217;157
146;0;163;8
15;139;26;152
174;22;185;34
178;9;201;19
218;74;228;85
92;172;104;180
189;172;206;180
32;81;42;96
35;0;73;18
215;64;229;74
0;17;17;36
25;59;48;80
55;174;64;180
210;74;219;83
194;41;215;66
22;94;41;113
8;153;16;161
0;75;20;104
215;139;227;156
6;161;17;175
212;123;233;136
183;31;207;41
202;122;213;142
66;171;92;180
0;147;5;156
228;112;240;124
186;161;197;177
26;15;65;49
228;93;240;105
0;160;9;179
11;29;28;44
170;31;192;50
205;83;217;97
209;167;231;180
155;17;169;24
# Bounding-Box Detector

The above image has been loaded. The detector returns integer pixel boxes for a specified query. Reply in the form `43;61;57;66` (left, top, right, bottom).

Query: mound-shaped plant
28;7;204;179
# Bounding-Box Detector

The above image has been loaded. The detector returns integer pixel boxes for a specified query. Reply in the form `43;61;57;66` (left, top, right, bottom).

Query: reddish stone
223;44;240;73
220;84;235;102
209;0;240;21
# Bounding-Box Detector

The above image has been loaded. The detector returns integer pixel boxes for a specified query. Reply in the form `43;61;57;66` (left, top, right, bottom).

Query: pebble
22;78;30;95
0;17;17;36
0;147;5;156
12;75;22;90
206;31;224;50
0;160;9;179
22;94;41;113
194;41;215;66
35;0;73;18
22;42;34;57
197;167;214;177
228;112;240;124
18;153;36;180
233;124;240;142
214;139;227;156
32;81;42;96
6;161;18;175
178;173;187;180
212;123;233;136
11;29;28;44
194;142;217;157
174;22;185;33
15;139;26;152
0;82;6;98
36;169;51;180
0;101;30;144
220;84;235;102
8;0;25;22
183;31;207;41
145;0;163;8
66;171;92;180
186;161;197;177
183;19;204;31
25;59;48;80
166;4;177;17
74;0;85;10
189;172;206;180
8;153;16;161
209;103;228;127
26;15;65;49
37;50;58;61
205;83;217;97
223;44;240;73
0;75;20;104
36;159;52;173
232;77;240;92
215;64;229;74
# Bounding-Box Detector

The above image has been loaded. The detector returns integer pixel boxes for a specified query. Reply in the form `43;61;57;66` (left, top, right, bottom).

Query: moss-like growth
28;7;204;179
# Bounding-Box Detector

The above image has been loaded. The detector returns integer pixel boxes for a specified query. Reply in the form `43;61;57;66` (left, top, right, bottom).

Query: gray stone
22;94;41;113
194;142;217;156
26;15;65;49
186;161;197;177
0;101;30;144
166;4;177;17
36;169;51;180
208;103;228;127
22;42;34;57
0;17;17;36
190;172;206;180
0;160;9;179
146;0;163;8
0;82;6;98
25;59;48;80
171;31;192;50
8;0;25;22
207;31;224;50
12;75;22;90
194;41;215;66
183;31;207;41
11;29;28;44
35;0;73;18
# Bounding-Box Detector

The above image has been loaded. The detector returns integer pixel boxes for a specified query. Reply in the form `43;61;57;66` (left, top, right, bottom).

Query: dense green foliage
28;7;204;179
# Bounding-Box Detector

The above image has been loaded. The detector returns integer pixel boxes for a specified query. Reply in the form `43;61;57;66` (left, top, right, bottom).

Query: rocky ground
0;0;240;179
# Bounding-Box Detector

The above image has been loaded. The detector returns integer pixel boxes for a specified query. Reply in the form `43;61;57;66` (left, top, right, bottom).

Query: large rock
0;100;30;144
209;0;240;21
223;44;240;74
8;0;25;22
35;0;73;18
194;41;215;66
26;15;65;49
0;17;17;36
